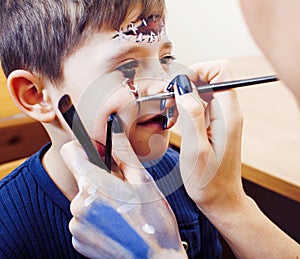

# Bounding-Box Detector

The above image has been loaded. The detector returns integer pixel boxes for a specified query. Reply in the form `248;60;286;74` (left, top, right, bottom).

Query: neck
42;126;79;201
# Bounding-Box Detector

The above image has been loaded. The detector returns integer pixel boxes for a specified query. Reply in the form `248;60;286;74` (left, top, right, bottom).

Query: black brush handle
61;104;108;171
136;75;278;102
197;75;278;93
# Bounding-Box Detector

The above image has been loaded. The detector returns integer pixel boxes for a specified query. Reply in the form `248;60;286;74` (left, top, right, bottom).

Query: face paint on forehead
113;15;165;43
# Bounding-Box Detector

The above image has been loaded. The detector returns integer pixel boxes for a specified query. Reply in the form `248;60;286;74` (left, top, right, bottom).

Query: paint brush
58;94;109;172
105;114;113;172
136;75;278;102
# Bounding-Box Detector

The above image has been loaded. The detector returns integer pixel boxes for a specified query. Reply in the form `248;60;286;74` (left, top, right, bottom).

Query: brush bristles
58;94;73;114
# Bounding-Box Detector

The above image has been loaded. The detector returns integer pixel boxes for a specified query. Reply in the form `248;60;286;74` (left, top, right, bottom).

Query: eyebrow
108;41;174;68
160;41;173;52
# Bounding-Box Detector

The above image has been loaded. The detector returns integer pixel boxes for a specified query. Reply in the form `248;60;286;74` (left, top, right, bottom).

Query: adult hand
175;60;247;217
60;121;187;259
176;60;300;258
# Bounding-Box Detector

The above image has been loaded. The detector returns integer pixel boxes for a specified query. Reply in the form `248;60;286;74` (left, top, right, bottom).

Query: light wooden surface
170;55;300;203
0;158;27;179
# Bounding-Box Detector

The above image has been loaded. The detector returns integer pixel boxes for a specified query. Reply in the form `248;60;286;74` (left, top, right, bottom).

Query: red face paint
113;15;164;43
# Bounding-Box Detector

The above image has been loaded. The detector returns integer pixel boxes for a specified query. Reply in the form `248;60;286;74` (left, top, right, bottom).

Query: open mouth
137;114;166;128
94;140;106;157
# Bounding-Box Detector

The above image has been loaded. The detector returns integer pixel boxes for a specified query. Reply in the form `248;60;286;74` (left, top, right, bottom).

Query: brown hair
0;0;166;85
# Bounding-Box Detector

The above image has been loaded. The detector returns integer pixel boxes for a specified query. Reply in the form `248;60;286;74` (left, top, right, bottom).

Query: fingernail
162;114;168;130
168;106;175;118
166;76;177;92
177;74;192;95
105;115;113;172
160;99;166;111
161;77;177;111
111;113;124;133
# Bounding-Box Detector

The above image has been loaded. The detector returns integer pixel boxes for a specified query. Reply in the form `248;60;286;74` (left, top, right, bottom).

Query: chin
136;140;169;162
137;149;168;162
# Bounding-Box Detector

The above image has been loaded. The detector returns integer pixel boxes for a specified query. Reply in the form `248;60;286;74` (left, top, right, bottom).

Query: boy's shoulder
165;147;179;159
160;147;180;167
0;145;80;258
142;147;179;173
156;147;179;164
0;143;69;211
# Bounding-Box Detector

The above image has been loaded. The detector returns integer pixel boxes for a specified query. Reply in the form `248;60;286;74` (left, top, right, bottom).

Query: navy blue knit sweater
0;143;221;258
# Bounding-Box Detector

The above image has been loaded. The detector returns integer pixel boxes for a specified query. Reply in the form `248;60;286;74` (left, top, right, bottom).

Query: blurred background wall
165;0;262;64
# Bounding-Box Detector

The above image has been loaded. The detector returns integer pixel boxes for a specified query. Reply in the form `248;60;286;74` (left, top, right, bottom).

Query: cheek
78;85;136;142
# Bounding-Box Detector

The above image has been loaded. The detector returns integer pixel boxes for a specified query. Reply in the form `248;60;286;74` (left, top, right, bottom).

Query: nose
135;74;176;112
135;59;170;97
135;77;169;97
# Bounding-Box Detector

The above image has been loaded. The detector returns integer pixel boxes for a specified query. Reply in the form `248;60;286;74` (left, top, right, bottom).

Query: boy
0;0;222;258
70;1;300;258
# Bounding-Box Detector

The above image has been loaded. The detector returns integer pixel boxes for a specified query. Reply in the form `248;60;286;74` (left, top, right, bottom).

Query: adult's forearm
206;197;300;259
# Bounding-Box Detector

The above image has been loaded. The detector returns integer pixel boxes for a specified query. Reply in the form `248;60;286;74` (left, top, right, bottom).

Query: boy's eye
117;60;138;72
116;60;139;78
160;55;176;65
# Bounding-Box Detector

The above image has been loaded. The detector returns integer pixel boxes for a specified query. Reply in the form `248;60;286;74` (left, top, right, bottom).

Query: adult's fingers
208;90;243;157
70;217;133;259
183;60;233;102
185;59;233;86
174;76;212;179
174;79;209;145
173;76;218;201
111;118;167;205
70;198;155;258
61;140;131;203
60;140;103;183
111;116;153;184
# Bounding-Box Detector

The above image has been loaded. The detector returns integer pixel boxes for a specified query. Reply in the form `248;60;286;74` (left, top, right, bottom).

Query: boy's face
50;14;177;162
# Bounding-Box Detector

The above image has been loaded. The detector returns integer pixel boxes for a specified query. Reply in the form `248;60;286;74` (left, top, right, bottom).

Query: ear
7;70;56;123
